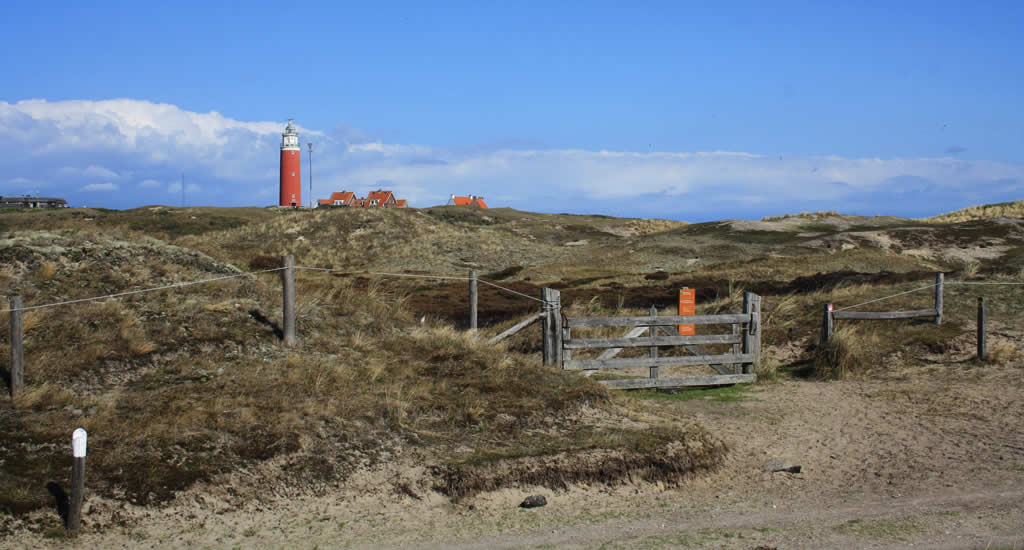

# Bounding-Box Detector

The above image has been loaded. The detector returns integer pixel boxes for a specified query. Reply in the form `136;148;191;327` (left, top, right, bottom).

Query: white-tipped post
69;428;87;532
72;428;87;458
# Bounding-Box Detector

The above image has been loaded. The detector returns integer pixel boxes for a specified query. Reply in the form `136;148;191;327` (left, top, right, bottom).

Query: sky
1;1;1022;221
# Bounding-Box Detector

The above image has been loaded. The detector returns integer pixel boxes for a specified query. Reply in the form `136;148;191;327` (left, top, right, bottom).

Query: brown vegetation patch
430;425;726;500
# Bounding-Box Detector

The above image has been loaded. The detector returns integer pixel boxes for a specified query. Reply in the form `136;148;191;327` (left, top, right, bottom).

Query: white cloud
0;98;1021;217
332;146;1024;214
346;142;432;155
0;98;318;184
58;165;120;179
3;98;286;148
80;182;118;192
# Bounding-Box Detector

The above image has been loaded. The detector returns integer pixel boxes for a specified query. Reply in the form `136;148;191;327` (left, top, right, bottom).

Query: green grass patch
627;383;752;402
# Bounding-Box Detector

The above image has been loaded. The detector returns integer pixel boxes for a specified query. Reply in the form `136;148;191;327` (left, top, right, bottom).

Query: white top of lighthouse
281;119;300;151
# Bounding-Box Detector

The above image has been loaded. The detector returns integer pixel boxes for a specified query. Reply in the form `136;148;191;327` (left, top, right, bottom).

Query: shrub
814;326;880;380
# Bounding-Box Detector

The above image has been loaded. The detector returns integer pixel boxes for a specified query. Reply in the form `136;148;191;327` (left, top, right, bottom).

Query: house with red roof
364;189;397;207
447;194;488;209
316;191;358;207
315;190;408;208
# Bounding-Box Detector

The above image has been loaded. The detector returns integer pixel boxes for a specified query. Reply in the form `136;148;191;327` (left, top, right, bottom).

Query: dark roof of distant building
0;196;67;203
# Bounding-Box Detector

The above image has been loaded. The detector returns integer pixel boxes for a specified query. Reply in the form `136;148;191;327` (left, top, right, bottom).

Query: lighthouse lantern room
279;119;301;207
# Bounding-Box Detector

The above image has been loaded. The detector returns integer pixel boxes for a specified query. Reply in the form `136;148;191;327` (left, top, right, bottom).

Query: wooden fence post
742;294;752;374
742;293;761;375
562;325;571;362
648;305;658;380
935;272;944;326
977;296;986;361
282;255;296;347
541;288;561;366
468;270;478;330
749;293;761;374
9;296;24;399
554;290;562;366
541;288;553;365
731;322;741;374
68;428;86;533
822;303;833;344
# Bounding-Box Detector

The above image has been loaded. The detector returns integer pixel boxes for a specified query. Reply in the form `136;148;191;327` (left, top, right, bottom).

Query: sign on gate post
678;288;695;335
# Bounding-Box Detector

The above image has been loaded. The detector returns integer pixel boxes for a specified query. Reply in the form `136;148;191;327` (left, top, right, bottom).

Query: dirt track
3;339;1023;549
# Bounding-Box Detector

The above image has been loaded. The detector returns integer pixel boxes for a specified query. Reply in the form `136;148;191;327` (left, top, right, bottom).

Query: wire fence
293;266;548;305
835;280;1024;312
2;261;1021;317
1;264;549;314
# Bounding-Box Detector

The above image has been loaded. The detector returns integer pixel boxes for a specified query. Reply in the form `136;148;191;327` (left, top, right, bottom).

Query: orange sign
678;288;695;335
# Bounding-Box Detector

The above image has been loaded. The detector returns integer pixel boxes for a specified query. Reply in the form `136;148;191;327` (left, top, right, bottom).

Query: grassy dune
1;201;1023;528
925;200;1024;223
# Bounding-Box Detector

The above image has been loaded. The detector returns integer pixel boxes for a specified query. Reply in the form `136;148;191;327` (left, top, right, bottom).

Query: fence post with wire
8;295;24;399
824;272;944;340
469;270;478;330
541;288;562;366
977;296;986;361
282;255;296;347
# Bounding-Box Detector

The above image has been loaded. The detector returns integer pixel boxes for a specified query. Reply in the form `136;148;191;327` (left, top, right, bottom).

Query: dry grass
926;200;1024;223
0;226;725;518
985;342;1018;364
762;211;841;222
37;261;57;281
4;202;1022;524
432;425;726;500
814;326;883;380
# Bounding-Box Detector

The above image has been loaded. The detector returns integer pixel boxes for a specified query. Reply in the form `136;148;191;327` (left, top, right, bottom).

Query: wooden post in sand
648;305;658;380
68;428;87;533
541;288;561;366
468;270;478;330
282;255;296;346
822;303;834;344
977;296;986;361
9;296;24;399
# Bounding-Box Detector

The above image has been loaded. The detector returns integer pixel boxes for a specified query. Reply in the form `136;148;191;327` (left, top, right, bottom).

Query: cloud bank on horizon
1;98;1021;221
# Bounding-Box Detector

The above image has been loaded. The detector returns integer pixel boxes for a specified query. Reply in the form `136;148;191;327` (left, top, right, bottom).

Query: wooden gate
560;293;761;390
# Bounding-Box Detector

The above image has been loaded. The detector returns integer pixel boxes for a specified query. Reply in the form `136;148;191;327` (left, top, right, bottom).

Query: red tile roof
328;191;355;205
364;190;395;207
450;195;488;208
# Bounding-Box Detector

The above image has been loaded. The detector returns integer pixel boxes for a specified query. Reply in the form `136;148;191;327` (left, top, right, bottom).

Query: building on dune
447;194;488;208
316;190;408;208
317;191;357;207
1;196;68;209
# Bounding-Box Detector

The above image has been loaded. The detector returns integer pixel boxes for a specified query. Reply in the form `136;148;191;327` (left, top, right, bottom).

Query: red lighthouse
279;119;301;207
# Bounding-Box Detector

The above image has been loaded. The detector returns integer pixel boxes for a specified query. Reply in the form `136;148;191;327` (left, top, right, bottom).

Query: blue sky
1;1;1022;220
